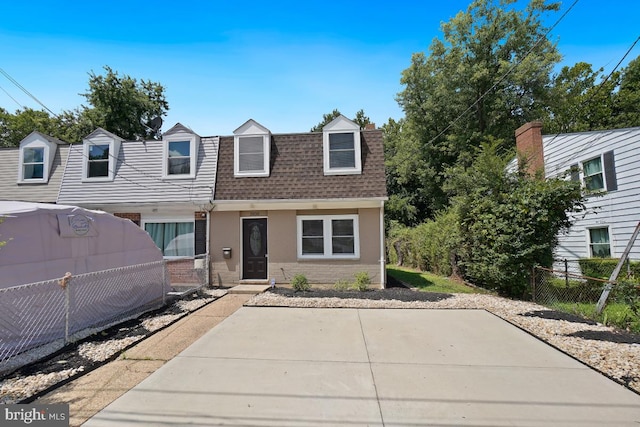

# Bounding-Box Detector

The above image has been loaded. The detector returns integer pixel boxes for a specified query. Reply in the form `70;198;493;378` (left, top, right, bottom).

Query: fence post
64;280;70;345
162;261;166;306
531;266;536;303
564;259;569;288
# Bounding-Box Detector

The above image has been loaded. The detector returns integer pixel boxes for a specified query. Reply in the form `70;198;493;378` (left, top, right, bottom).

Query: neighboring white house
56;124;219;283
516;122;640;261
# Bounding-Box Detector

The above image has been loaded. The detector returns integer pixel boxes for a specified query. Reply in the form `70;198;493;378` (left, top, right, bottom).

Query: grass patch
387;265;483;294
552;301;640;333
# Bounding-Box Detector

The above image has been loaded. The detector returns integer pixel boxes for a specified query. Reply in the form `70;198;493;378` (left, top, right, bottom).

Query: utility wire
0;83;25;109
531;35;640;173
425;0;580;147
0;67;59;118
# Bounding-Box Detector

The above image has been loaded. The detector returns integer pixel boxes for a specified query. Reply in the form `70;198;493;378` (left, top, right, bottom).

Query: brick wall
114;212;141;226
515;121;545;177
166;258;206;285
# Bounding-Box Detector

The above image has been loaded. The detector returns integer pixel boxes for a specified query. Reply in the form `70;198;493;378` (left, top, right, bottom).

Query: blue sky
1;1;639;137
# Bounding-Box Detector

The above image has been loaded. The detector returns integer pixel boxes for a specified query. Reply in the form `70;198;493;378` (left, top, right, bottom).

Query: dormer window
167;141;191;175
17;131;60;184
234;119;270;177
22;147;45;180
87;143;110;178
82;128;122;181
162;123;200;179
322;115;362;175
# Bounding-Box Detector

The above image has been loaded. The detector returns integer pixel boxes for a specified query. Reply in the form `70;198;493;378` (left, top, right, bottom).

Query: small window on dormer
22;147;45;180
233;119;270;177
162;124;199;180
167;141;191;175
87;144;110;178
322;115;362;175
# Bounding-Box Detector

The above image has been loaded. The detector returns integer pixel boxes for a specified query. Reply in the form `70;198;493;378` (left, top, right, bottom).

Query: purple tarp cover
0;201;163;288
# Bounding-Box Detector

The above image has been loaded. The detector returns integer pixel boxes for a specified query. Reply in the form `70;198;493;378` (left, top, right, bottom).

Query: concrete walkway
82;308;640;426
38;293;254;427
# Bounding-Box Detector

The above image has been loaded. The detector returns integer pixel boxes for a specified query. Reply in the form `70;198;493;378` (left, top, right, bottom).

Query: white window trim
18;143;49;183
323;130;362;175
586;225;613;258
163;135;198;179
234;134;270;177
82;141;116;182
581;155;605;192
142;216;195;259
296;214;360;260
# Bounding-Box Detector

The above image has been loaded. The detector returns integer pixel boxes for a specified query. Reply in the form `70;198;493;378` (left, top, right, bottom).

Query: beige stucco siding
210;207;384;286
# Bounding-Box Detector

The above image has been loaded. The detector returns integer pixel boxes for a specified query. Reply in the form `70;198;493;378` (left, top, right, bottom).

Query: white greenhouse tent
0;202;169;373
0;201;163;288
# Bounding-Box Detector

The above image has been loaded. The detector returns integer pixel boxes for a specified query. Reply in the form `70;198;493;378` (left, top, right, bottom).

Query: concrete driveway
84;307;640;426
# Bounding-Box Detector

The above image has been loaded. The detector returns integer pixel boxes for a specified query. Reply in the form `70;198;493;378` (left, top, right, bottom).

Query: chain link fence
532;259;639;330
532;261;608;306
0;260;169;376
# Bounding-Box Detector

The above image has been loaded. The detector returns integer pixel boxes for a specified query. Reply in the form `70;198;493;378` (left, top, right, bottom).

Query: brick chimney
364;123;376;130
515;121;544;177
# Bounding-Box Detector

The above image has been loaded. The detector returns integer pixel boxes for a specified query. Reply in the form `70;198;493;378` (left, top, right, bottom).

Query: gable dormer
18;131;64;184
162;123;200;179
322;115;362;175
233;119;271;177
82;128;123;181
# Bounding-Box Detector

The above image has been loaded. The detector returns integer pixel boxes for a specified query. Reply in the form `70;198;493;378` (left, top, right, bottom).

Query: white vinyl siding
543;128;640;261
297;215;359;259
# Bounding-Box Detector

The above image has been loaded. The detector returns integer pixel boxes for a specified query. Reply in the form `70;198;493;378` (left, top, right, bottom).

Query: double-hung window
87;144;110;178
144;221;194;257
588;227;611;258
575;151;617;192
233;119;270;177
297;215;359;259
328;133;356;169
22;147;45;180
167;141;191;175
583;157;604;191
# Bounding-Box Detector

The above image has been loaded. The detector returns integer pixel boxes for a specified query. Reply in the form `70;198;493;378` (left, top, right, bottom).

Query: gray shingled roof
214;130;387;201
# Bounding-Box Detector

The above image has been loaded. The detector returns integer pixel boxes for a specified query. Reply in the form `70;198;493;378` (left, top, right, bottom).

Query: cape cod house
210;115;388;287
516;121;640;261
56;124;219;284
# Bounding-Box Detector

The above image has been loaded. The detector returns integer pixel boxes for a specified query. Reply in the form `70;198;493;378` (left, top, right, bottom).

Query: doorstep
228;284;272;294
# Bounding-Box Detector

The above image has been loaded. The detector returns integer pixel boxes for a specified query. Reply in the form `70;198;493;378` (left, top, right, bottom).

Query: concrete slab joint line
357;309;386;426
77;307;640;427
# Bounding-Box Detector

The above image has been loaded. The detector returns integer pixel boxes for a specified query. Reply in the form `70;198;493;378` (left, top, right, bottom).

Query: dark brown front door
242;218;267;280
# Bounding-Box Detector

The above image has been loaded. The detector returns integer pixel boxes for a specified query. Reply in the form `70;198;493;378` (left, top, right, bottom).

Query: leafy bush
291;274;310;292
333;279;350;291
353;271;371;291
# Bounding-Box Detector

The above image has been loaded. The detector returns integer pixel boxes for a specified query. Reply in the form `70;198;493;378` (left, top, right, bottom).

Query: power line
0;67;59;118
424;0;580;147
0;83;25;109
539;35;640;172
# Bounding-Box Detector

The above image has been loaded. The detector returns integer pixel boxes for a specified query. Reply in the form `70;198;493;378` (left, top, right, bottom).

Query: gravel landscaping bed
0;288;228;404
247;288;640;394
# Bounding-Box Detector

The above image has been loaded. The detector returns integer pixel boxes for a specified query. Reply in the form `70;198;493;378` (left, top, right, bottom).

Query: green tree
445;141;585;296
80;66;168;140
613;56;640;128
393;0;561;222
0;107;66;147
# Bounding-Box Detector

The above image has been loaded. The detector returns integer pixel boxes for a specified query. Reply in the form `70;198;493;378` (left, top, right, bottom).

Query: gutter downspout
380;200;386;289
